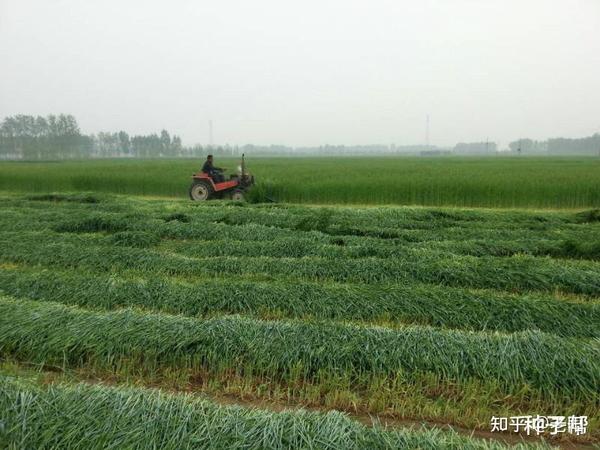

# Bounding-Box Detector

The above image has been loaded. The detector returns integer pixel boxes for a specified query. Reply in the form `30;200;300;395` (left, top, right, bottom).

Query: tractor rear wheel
231;189;245;201
189;181;213;201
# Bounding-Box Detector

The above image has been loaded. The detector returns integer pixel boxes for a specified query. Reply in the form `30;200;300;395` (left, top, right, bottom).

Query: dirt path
210;392;595;450
8;361;594;450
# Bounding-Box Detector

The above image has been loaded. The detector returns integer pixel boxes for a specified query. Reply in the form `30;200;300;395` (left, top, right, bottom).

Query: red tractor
189;154;255;201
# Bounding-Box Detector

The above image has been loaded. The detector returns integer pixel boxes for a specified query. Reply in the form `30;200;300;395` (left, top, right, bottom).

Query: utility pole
425;114;430;148
208;120;213;147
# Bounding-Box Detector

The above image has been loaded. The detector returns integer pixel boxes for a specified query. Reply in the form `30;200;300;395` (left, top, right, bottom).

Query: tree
171;135;182;156
160;130;171;156
118;131;130;156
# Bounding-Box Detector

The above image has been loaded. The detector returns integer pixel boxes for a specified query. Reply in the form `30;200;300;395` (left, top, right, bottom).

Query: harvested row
107;220;600;259
205;203;580;232
2;192;577;226
1;267;598;338
129;213;600;245
3;203;598;260
42;207;600;260
162;236;600;261
0;297;598;398
0;375;548;450
3;233;600;295
3;195;597;242
155;206;600;250
3;197;599;261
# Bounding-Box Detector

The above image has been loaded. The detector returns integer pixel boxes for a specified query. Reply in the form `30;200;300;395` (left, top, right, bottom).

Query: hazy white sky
1;0;599;147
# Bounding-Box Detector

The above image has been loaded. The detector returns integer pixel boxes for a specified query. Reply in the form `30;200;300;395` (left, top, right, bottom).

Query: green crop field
0;191;599;448
1;376;550;450
0;156;599;208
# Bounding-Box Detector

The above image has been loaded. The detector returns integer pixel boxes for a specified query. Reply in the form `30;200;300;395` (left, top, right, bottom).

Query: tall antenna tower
425;114;430;148
208;120;213;147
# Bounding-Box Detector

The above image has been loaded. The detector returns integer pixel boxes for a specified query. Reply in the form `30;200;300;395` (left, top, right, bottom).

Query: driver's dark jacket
202;160;221;175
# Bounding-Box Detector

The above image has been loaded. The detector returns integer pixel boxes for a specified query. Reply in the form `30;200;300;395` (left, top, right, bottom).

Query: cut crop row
3;195;596;242
0;375;548;449
161;236;600;261
1;297;598;399
3;232;600;295
2;203;598;261
1;267;598;338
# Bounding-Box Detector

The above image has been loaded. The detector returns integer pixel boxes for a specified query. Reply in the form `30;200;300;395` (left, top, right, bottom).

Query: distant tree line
0;114;188;160
0;114;92;160
508;134;600;156
1;114;599;160
93;130;183;158
546;134;600;155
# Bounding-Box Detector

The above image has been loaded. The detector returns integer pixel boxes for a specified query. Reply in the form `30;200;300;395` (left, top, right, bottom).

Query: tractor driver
202;154;225;183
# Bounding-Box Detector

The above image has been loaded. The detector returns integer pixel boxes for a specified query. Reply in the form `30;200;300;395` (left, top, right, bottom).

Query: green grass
1;193;598;444
1;296;598;399
1;267;598;338
1;156;599;208
4;231;599;294
0;374;551;449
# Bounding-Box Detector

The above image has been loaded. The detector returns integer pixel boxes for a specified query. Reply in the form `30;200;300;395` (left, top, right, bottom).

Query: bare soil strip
15;362;593;450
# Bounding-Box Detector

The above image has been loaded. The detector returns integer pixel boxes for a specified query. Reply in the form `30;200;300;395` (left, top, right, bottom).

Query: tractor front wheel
189;181;213;201
231;189;245;201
